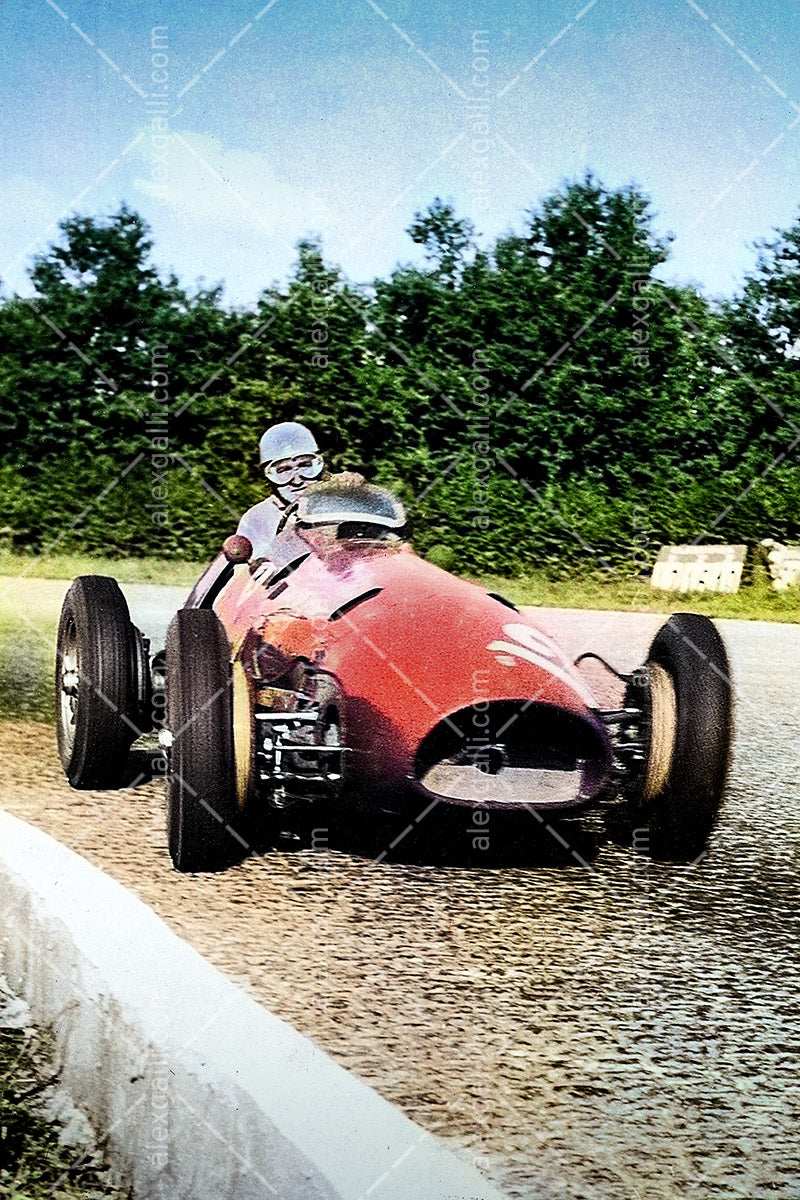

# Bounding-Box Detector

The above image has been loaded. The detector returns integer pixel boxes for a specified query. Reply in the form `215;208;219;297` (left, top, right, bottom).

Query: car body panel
201;525;613;813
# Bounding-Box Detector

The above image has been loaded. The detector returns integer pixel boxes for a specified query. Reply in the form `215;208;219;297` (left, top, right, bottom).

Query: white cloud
132;129;322;251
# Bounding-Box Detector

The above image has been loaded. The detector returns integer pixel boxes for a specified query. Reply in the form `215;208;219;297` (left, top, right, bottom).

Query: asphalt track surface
2;592;799;1200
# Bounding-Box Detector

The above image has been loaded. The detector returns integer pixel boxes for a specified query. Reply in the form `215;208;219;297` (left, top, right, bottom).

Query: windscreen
295;482;406;530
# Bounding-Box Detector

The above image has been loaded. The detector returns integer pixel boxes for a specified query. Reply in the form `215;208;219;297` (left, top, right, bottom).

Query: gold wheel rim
232;660;252;812
642;662;677;803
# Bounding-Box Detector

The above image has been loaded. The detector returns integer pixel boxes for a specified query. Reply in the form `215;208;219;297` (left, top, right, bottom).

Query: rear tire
631;613;732;860
55;576;140;788
166;608;245;872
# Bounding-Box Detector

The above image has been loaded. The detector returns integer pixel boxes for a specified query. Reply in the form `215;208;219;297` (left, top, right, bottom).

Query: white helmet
259;421;324;507
259;421;318;466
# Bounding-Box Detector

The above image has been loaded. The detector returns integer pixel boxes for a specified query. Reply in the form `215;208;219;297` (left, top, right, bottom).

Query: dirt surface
2;611;800;1200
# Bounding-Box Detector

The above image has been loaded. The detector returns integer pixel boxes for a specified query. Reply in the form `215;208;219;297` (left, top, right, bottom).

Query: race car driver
236;421;363;558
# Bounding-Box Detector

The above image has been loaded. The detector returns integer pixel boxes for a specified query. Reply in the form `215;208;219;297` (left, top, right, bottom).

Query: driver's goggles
264;453;324;486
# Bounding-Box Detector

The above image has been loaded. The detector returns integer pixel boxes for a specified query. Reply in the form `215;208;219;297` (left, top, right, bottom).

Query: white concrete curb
0;811;511;1200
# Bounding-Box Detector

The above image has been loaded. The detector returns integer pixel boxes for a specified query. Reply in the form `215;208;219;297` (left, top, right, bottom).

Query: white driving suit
236;495;287;559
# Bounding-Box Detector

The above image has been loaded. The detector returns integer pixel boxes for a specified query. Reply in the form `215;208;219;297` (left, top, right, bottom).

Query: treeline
1;177;798;574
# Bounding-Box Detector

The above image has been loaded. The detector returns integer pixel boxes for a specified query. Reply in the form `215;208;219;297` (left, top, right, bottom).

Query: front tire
55;576;141;788
166;608;245;872
629;612;733;860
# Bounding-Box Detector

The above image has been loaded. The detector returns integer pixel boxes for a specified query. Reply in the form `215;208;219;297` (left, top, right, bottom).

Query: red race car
55;481;733;871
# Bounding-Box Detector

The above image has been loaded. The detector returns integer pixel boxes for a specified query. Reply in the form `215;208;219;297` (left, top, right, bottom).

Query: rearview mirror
222;534;253;564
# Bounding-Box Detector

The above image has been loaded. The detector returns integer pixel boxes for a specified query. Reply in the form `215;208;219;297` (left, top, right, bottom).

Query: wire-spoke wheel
55;576;140;788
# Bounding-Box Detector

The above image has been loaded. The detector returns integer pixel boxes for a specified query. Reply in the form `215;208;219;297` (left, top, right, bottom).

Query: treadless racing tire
633;612;732;860
55;575;140;788
166;608;245;872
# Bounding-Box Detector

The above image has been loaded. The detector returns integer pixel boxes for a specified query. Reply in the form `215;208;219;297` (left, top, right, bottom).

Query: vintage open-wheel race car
55;481;733;871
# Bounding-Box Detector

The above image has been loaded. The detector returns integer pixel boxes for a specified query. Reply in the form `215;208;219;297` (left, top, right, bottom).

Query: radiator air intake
415;701;610;809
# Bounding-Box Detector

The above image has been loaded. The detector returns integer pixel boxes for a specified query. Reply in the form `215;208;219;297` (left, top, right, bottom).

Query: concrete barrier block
760;540;800;589
651;545;747;593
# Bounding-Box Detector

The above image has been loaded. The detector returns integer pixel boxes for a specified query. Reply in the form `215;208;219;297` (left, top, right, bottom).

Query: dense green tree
0;207;251;554
228;239;410;475
407;197;475;285
718;214;800;536
723;215;800;370
1;184;797;566
370;178;731;569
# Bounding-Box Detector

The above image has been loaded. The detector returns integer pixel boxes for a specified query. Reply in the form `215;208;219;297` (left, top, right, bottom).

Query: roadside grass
472;572;800;623
0;556;796;726
0;551;203;587
0;1025;131;1198
0;578;64;724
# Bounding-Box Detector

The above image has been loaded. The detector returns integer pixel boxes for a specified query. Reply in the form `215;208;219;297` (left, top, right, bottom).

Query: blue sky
1;0;799;305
